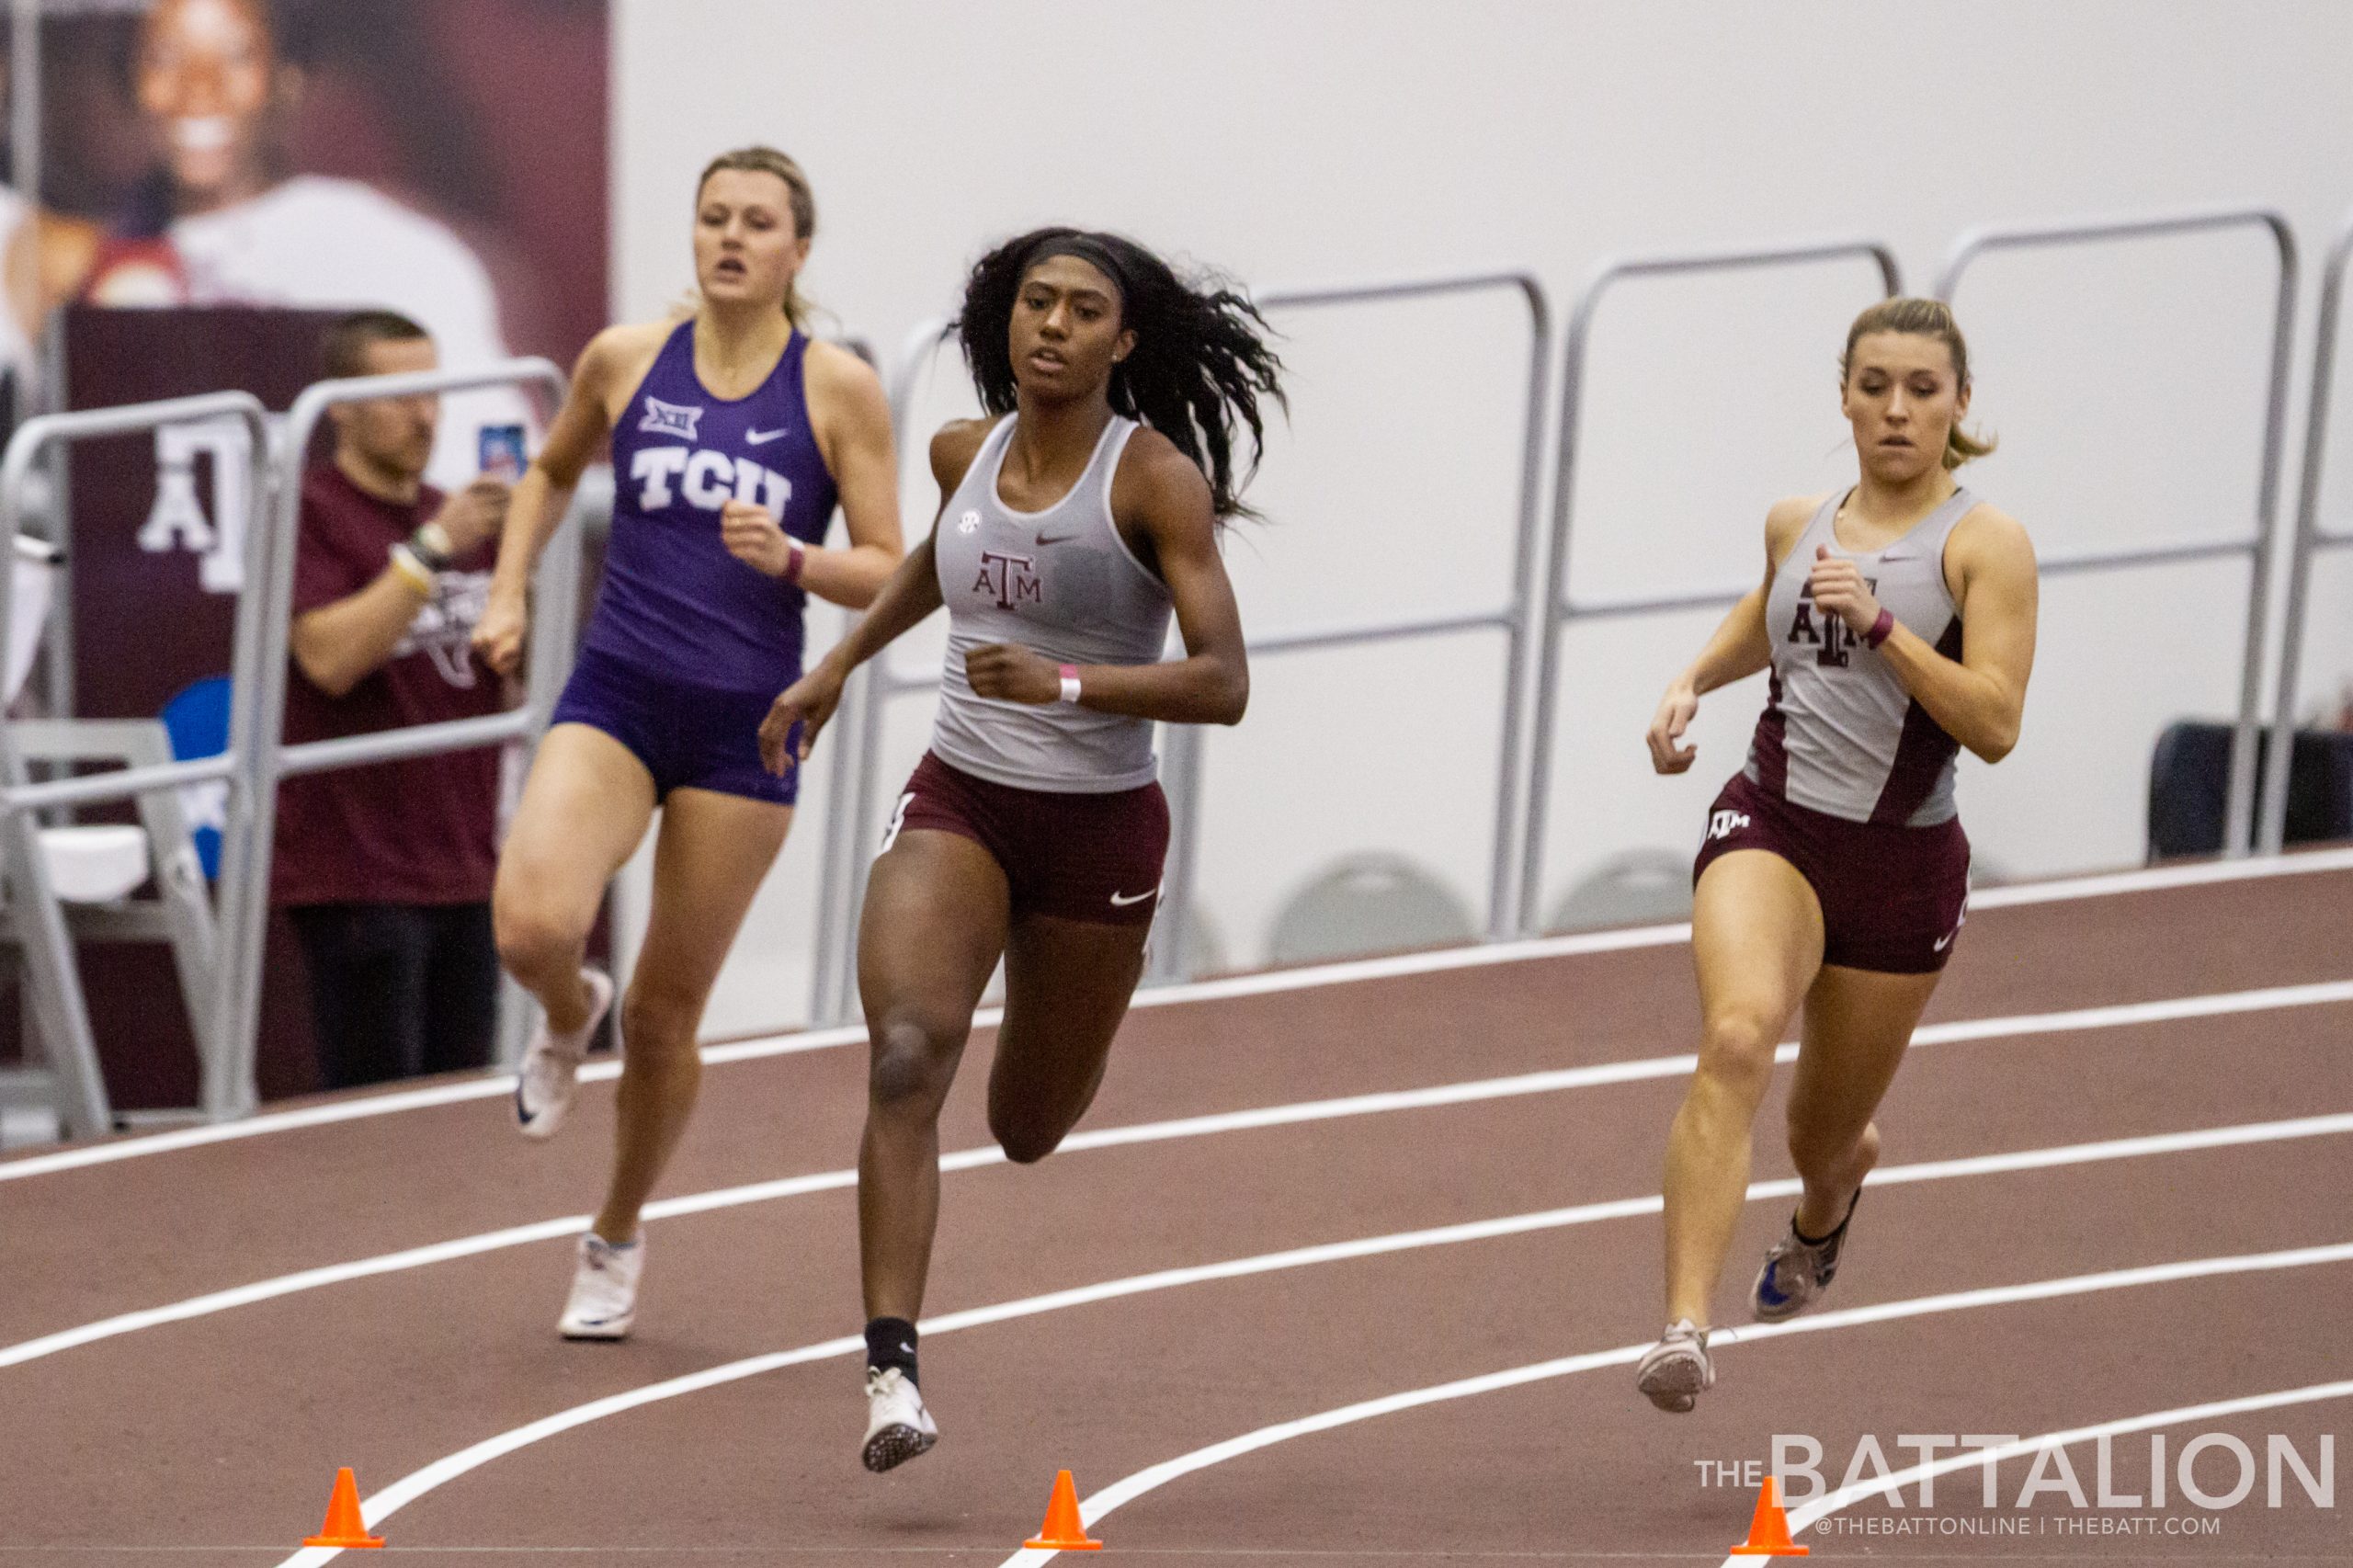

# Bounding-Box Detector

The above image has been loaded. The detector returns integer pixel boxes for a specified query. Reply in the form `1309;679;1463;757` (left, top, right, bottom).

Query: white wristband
387;542;435;595
1058;664;1082;704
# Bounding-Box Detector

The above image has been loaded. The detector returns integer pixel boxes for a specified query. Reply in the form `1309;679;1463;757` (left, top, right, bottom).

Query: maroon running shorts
1691;772;1971;974
885;752;1171;927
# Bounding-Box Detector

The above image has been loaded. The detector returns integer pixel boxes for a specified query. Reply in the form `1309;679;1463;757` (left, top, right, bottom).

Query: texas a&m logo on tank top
1788;572;1879;668
927;415;1173;794
1743;488;1981;828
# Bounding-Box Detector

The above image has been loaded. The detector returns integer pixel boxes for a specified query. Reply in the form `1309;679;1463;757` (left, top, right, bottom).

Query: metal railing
210;359;576;1118
1157;272;1552;976
804;318;958;1025
810;269;1552;1017
2260;207;2353;854
1518;237;1904;933
0;391;273;1132
1934;206;2300;858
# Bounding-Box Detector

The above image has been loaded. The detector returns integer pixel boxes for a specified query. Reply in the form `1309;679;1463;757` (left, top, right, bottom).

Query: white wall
608;0;2353;1035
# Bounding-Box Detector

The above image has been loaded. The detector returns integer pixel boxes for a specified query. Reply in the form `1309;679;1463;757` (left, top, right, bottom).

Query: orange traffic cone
302;1467;386;1549
1730;1475;1808;1555
1023;1469;1104;1551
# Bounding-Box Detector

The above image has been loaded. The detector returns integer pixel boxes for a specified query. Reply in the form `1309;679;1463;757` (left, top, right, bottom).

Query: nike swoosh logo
1933;932;1955;951
1036;530;1079;546
1108;889;1159;907
745;427;789;445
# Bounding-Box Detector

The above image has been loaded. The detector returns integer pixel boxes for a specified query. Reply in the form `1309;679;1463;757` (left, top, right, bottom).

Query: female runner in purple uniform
760;228;1280;1470
472;147;902;1339
1633;298;2038;1410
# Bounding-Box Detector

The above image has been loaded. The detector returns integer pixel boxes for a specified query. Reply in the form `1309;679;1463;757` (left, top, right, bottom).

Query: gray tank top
927;415;1171;793
1743;486;1979;826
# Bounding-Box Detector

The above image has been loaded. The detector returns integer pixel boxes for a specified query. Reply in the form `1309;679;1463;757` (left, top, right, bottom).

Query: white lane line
0;1028;870;1183
12;846;2352;1179
1968;844;2353;908
10;976;2352;1373
6;1021;876;1180
256;1126;2353;1568
1722;1381;2353;1567
1000;1244;2353;1567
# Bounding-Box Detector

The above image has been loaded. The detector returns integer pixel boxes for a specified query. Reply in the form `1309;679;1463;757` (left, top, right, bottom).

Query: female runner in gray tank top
761;228;1282;1470
1634;299;2040;1411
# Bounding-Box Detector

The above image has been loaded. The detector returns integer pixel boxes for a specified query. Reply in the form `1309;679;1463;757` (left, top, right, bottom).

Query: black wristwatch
406;520;457;571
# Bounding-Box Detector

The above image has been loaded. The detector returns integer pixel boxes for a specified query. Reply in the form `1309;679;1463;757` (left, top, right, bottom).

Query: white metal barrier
2260;206;2353;854
0;392;272;1132
1518;236;1904;933
1934;206;2299;860
210;359;578;1119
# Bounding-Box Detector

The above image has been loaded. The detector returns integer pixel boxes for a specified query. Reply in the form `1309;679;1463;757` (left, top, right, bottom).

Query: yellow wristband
388;543;435;595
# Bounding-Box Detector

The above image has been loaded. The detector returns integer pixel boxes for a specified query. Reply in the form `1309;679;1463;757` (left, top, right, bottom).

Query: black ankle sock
1792;1191;1859;1247
866;1316;919;1385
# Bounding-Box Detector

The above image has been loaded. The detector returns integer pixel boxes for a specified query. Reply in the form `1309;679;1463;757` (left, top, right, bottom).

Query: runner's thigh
857;829;1011;1040
988;912;1149;1141
496;722;659;928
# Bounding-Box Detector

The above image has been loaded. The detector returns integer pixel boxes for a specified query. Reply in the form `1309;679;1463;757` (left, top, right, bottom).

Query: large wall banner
13;0;608;474
0;0;608;1108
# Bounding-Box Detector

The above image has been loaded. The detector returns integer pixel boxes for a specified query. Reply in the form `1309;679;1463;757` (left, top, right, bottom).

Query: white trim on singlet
1095;427;1165;590
981;412;1160;588
985;412;1124;519
1819;483;1974;621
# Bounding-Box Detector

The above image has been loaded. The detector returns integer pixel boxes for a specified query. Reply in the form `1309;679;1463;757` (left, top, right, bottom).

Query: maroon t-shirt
270;463;504;907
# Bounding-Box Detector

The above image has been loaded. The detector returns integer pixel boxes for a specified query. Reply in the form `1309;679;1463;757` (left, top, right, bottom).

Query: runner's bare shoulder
929;418;995;495
1765;492;1830;574
582;320;679;415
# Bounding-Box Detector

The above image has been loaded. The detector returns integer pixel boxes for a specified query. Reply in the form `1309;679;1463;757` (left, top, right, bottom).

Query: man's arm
292;478;509;699
289;564;433;699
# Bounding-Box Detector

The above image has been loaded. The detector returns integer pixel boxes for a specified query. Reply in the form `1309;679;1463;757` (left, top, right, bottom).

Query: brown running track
1;859;2347;1563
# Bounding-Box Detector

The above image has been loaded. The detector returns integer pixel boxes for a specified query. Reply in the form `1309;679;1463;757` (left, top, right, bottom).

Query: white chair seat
38;824;151;904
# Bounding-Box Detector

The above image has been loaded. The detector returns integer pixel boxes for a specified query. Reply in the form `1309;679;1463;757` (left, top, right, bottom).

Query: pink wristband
1058;664;1082;704
1863;608;1895;650
782;539;806;586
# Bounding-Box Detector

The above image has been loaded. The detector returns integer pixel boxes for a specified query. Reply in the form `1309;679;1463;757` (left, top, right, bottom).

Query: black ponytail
956;227;1285;520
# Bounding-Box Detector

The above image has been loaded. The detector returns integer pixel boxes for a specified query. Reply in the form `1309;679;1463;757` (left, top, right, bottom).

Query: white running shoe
557;1232;642;1340
861;1366;938;1472
1635;1318;1714;1413
515;970;614;1141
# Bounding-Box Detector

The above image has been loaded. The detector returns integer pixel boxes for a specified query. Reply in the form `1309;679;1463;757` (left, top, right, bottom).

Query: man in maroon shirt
273;310;512;1087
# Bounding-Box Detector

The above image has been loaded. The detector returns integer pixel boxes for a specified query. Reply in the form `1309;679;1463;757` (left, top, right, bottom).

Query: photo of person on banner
78;0;531;485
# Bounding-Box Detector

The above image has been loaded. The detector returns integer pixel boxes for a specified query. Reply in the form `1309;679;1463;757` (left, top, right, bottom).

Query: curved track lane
2;859;2347;1563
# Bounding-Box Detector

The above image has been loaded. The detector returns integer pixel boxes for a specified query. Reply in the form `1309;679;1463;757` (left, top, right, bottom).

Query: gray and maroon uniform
889;415;1172;926
1693;488;1980;972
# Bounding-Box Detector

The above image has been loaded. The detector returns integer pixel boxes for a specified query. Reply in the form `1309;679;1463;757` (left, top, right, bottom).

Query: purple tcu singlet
584;320;840;693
